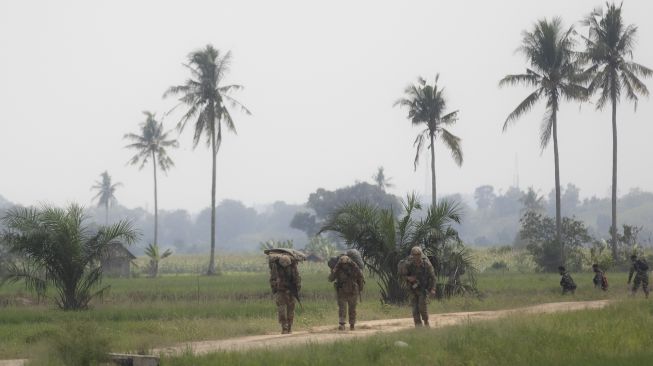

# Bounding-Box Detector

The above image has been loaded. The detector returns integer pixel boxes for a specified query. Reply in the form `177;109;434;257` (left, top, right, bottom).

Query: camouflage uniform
269;258;301;333
559;271;577;295
628;258;650;298
328;259;364;330
592;267;608;291
401;255;436;326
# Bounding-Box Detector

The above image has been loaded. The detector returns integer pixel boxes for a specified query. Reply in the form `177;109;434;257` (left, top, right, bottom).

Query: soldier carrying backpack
628;254;650;299
592;264;608;291
267;249;303;334
328;254;364;330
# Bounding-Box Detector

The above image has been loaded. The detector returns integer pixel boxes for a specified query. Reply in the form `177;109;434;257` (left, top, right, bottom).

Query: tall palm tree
372;166;394;191
394;75;463;207
124;111;178;249
91;171;121;225
164;45;250;275
500;18;588;263
580;3;652;261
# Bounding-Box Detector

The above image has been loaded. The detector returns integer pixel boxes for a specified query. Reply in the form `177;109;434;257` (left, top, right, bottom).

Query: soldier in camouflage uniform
401;247;436;327
558;266;577;295
328;255;365;330
269;255;302;334
592;264;608;291
628;254;649;298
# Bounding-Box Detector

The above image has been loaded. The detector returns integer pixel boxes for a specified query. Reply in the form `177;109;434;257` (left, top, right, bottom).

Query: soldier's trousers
337;291;357;325
632;273;650;295
275;291;295;327
409;291;429;324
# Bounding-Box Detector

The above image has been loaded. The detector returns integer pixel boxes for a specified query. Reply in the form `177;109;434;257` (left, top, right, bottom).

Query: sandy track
0;300;610;365
153;300;610;357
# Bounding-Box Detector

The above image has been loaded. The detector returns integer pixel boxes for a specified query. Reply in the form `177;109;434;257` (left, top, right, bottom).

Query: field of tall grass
165;300;653;366
0;249;643;359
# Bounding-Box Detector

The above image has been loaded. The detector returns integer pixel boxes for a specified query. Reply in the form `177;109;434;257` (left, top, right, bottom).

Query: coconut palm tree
124;111;178;249
394;75;463;206
144;242;172;278
580;3;652;261
164;45;250;275
91;171;121;225
1;204;138;310
372;166;394;191
320;194;477;304
500;18;588;263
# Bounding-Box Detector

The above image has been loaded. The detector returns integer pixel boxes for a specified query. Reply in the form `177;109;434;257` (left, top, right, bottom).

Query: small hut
101;241;135;277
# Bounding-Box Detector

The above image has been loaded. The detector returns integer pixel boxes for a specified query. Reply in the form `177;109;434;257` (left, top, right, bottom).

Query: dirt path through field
152;299;610;357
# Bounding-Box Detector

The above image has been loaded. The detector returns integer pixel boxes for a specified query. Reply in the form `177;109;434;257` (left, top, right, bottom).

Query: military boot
424;320;431;328
281;324;289;334
287;324;292;334
338;323;346;331
414;321;423;328
350;324;355;331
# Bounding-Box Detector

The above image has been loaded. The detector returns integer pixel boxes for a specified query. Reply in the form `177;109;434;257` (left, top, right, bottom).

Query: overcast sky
1;0;652;213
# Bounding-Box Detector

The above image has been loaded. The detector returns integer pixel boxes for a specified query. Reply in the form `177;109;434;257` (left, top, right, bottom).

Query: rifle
284;266;303;310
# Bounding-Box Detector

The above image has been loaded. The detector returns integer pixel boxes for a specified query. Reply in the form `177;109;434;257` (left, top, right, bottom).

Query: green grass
164;299;653;366
0;252;641;359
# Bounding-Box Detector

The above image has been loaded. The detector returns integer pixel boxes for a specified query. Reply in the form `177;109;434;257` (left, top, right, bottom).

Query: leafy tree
580;3;652;260
518;211;592;271
394;75;463;206
1;204;138;310
144;242;172;278
124;111;178;249
320;195;477;304
372;166;394;191
91;171;121;225
500;18;588;261
520;187;545;214
474;185;496;211
164;45;250;275
291;182;401;238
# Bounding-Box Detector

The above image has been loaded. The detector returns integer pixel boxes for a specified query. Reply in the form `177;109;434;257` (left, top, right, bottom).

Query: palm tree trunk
152;151;158;247
207;125;217;275
611;96;618;261
430;132;437;207
552;110;563;264
105;203;109;226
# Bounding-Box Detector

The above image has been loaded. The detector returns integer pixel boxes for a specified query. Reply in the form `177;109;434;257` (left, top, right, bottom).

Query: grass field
0;249;638;360
163;299;653;366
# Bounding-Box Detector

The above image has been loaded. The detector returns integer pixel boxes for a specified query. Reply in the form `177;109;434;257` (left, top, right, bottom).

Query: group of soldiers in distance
266;246;438;334
267;248;650;334
558;254;650;298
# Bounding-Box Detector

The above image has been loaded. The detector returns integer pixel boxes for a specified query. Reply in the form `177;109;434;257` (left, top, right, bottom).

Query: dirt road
0;300;610;365
153;299;610;357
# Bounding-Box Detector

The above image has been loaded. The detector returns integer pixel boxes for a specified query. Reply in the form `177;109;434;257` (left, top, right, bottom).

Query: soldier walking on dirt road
269;254;302;334
400;246;436;327
328;255;365;330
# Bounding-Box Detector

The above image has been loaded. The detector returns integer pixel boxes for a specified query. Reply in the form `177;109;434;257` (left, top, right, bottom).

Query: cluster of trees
500;3;651;264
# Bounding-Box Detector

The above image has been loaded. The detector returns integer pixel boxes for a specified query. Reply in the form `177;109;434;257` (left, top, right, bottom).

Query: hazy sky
1;0;652;213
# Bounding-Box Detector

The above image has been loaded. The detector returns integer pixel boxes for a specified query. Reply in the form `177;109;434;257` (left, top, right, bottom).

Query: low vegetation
164;300;653;366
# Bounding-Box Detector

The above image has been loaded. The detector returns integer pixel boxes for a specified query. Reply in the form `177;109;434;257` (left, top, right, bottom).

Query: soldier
628;254;649;298
592;264;608;291
401;246;436;327
558;266;577;295
269;254;302;334
328;255;364;331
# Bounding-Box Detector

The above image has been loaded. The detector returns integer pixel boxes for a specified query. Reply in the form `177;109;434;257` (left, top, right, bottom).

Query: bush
30;322;110;366
517;212;593;272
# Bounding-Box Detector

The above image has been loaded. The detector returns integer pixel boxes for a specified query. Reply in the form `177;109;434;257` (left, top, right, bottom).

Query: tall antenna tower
513;153;520;189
